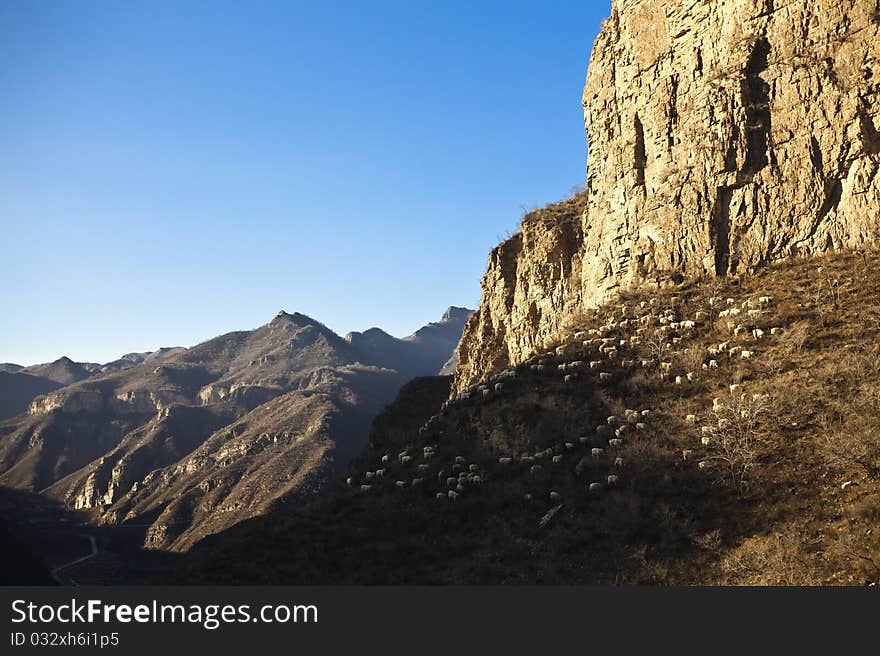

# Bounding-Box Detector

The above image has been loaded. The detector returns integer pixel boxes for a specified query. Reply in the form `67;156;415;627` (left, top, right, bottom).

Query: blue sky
0;1;609;366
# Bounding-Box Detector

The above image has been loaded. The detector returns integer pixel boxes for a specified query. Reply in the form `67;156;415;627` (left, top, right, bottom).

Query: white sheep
701;436;711;446
395;480;408;488
591;447;604;459
599;372;612;381
552;455;563;464
709;359;718;368
614;457;624;467
549;491;562;501
376;469;386;478
360;484;372;492
417;464;430;473
608;438;623;448
589;482;602;494
607;474;619;487
685;414;697;424
498;456;512;465
346;477;354;485
435;492;446;499
448;490;459;500
495;383;504;392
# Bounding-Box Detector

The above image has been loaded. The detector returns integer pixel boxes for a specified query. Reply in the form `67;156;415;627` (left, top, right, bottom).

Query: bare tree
699;391;771;498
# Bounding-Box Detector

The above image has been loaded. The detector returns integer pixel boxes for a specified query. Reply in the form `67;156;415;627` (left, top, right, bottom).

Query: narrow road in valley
51;534;98;586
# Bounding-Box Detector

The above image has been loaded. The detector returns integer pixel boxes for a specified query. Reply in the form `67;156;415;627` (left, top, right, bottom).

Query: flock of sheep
346;288;785;511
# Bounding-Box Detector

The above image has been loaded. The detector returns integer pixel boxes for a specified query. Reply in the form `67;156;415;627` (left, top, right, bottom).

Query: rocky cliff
455;0;880;392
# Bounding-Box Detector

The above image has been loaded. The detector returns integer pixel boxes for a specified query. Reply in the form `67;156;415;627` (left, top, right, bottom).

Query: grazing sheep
498;457;512;465
726;298;735;305
740;350;753;359
589;482;602;494
365;471;375;480
701;436;711;446
482;389;491;398
695;311;708;321
417;464;430;473
753;328;764;339
530;465;543;474
552;455;563;464
381;454;390;463
447;477;458;487
400;455;412;464
376;469;386;478
686;372;696;381
599;372;612;381
412;477;424;486
436;492;446;499
469;464;479;472
729;384;742;393
660;362;673;372
681;449;693;461
641;409;651;417
609;438;623;448
607;415;619;425
675;376;684;385
747;309;762;320
635;422;646;431
607;474;619;487
685;414;697;424
709;359;718;368
770;327;783;335
565;442;574;450
455;456;465;464
495;383;504;392
360;485;372;492
346;477;354;486
550;491;562;501
614;457;624;467
758;296;772;306
395;480;408;488
564;374;576;383
591;447;604;459
448;490;459;500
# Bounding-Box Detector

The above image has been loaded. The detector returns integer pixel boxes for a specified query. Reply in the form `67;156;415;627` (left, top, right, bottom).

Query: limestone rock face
455;0;880;393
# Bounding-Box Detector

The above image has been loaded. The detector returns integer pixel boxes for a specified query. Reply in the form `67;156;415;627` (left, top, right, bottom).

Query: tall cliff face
455;0;880;392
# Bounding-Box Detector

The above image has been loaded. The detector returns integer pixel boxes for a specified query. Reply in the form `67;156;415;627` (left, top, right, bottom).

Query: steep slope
0;307;471;551
454;0;880;393
0;372;62;421
170;251;880;585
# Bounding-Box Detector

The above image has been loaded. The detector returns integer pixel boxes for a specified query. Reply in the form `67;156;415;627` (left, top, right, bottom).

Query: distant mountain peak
441;306;473;323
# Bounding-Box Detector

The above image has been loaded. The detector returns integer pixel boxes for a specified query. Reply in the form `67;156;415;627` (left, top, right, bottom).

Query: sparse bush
698;391;771;498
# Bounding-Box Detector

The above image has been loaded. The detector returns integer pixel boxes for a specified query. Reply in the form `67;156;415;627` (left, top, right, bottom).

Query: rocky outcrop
455;0;880;392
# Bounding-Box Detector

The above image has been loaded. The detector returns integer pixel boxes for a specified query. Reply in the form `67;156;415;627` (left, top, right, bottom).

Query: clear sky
0;1;609;366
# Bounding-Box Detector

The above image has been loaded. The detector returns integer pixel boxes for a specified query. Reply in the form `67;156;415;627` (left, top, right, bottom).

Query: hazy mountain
0;307;471;552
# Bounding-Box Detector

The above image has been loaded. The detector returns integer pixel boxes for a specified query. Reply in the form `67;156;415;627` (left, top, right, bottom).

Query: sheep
635;422;646;431
614;457;624;467
758;296;772;306
447;490;459;500
564;374;576;383
770;327;783;335
701;436;711;446
675;376;684;385
686;372;696;381
591;447;604;459
552;455;563;464
412;477;424;486
447;477;458;487
498;457;512;465
346;477;354;486
494;383;504;392
417;464;430;473
740;350;753;359
641;409;651;417
685;414;697;424
695;311;709;321
558;363;567;372
729;384;742;393
702;425;713;435
682;320;696;329
753;328;765;339
709;359;719;368
469;464;480;472
530;465;543;475
381;454;391;463
660;362;673;372
607;474;619;487
549;491;562;501
615;425;628;436
599;372;612;381
435;492;446;499
395;480;408;488
482;389;491;398
360;485;372;492
365;471;375;480
565;442;574;450
400;455;412;464
698;460;710;470
574;330;587;340
455;456;465;464
726;298;735;305
589;360;602;369
681;449;693;461
608;438;624;448
589;482;602;494
376;469;386;478
747;309;762;320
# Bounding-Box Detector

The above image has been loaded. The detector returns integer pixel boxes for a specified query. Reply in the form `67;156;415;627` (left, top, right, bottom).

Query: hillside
0;372;62;422
0;307;470;552
170;251;879;584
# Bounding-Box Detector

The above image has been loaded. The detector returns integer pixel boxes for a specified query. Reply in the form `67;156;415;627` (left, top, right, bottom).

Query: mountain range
0;308;471;551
